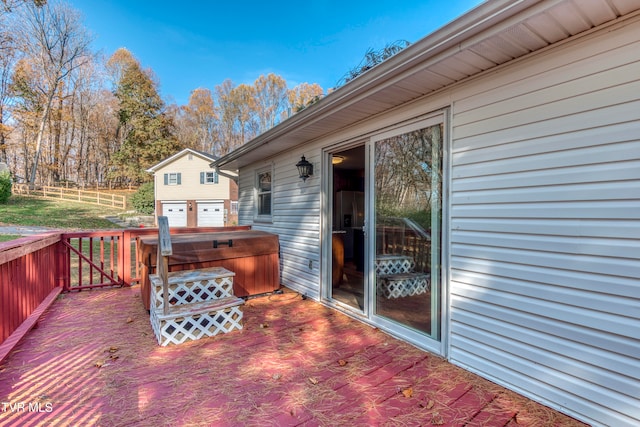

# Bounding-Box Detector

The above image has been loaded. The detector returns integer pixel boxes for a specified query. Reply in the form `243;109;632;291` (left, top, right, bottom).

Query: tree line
0;0;325;187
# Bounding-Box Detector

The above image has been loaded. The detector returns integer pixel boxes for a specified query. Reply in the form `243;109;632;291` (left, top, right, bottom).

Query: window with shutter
202;171;218;184
166;173;180;185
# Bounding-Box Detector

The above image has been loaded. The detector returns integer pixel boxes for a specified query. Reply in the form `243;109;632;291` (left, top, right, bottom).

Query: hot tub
137;230;280;310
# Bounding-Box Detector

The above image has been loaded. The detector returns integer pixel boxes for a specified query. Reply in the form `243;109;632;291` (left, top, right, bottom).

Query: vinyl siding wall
448;17;640;427
238;151;322;299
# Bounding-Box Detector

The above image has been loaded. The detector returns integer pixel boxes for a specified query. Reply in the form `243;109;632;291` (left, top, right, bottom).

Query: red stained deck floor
0;287;587;427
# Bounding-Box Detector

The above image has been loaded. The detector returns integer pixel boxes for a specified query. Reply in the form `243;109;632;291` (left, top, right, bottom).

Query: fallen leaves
401;387;413;398
95;346;121;368
338;359;348;366
126;317;134;323
308;377;319;385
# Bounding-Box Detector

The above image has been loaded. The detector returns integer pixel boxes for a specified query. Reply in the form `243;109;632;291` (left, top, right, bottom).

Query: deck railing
0;225;251;354
377;217;432;273
0;234;64;348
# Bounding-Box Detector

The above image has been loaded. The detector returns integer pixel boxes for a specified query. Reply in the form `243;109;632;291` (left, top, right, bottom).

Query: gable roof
212;0;640;171
146;148;216;173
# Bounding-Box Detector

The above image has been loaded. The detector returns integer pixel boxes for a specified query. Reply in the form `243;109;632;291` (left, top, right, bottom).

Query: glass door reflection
373;123;442;339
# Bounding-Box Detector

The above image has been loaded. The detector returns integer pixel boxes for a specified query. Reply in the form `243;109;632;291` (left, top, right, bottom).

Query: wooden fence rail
12;184;127;210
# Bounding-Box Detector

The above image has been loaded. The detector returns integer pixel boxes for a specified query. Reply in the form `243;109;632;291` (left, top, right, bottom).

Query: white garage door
162;202;187;227
197;202;224;227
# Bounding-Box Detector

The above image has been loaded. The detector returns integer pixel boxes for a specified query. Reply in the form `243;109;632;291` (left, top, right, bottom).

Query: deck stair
375;254;430;299
148;217;244;346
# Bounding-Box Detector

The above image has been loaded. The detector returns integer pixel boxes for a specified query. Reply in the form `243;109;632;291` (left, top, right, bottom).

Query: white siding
449;18;640;427
154;154;230;201
238;152;322;299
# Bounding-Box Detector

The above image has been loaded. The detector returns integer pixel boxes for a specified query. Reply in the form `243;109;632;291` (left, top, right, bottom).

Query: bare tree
176;88;218;153
0;0;46;18
286;82;324;117
13;0;92;183
254;73;287;134
215;79;240;156
0;30;16;162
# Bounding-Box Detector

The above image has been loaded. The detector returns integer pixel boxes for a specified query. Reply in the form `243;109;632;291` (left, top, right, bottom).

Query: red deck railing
0;225;251;359
0;234;64;352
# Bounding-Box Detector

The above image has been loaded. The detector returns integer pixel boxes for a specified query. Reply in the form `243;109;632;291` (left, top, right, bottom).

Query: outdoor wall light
296;155;313;181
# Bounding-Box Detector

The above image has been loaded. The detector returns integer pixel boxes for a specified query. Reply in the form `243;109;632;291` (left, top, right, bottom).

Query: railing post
57;236;70;292
156;217;172;316
122;230;131;286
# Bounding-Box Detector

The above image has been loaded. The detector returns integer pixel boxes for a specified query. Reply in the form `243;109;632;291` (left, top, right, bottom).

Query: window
230;201;239;215
257;170;272;217
163;172;181;185
200;171;219;184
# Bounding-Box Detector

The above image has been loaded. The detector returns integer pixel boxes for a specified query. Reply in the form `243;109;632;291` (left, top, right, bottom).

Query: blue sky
67;1;485;105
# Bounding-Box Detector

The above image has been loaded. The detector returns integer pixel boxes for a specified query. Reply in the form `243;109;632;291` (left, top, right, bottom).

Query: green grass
0;195;122;229
0;195;137;286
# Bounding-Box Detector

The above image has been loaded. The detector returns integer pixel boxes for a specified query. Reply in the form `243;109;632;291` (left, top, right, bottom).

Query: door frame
321;109;451;357
321;141;370;319
367;112;449;356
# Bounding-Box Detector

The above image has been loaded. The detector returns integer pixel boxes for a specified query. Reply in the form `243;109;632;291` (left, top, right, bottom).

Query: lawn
0;195;121;230
0;195;133;284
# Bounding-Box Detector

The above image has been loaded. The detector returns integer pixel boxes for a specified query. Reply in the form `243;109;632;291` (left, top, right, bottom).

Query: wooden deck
0;286;587;426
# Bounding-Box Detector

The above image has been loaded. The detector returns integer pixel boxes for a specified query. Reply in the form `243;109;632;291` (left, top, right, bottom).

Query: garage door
198;202;224;227
162;203;187;227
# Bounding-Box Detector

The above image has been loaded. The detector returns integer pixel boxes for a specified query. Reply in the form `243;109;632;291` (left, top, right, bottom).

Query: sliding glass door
371;120;443;341
324;113;445;349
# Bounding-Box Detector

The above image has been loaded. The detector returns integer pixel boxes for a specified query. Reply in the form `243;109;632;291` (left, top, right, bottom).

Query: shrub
0;171;11;204
131;182;155;214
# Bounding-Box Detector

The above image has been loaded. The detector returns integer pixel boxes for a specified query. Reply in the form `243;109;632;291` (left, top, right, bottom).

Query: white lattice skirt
375;254;415;275
151;297;244;346
377;273;430;299
150;266;236;309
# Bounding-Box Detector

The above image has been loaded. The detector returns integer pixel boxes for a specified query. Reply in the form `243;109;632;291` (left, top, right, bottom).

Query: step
155;296;245;321
150;296;245;346
165;266;235;284
149;266;236;309
377;272;430;299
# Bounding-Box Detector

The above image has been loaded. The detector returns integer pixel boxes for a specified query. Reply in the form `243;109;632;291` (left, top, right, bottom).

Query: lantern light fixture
296;155;313;181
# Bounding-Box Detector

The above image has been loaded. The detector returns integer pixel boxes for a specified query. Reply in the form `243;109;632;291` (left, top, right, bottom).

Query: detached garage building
147;148;238;227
